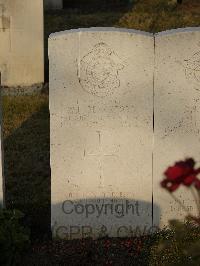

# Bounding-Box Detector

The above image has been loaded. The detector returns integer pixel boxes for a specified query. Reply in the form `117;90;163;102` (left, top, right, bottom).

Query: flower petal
183;175;196;186
194;178;200;190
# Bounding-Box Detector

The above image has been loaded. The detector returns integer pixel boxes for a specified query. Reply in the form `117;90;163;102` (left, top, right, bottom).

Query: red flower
161;158;200;192
161;180;180;192
183;175;196;186
194;178;200;190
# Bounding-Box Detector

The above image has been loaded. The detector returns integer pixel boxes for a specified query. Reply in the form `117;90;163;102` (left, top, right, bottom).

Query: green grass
118;0;200;32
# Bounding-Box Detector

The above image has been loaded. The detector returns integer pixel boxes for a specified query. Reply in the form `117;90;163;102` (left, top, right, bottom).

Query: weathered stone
0;0;44;87
154;28;200;227
50;28;155;239
50;27;200;238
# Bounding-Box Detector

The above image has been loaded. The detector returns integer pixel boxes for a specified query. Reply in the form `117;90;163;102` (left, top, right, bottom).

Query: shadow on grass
4;101;51;240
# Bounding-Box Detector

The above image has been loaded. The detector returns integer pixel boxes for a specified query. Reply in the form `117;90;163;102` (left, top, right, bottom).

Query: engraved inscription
54;99;140;128
161;101;200;139
183;51;200;83
80;42;124;97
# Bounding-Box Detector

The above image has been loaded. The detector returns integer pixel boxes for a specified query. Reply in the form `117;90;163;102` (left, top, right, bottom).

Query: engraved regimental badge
79;42;124;97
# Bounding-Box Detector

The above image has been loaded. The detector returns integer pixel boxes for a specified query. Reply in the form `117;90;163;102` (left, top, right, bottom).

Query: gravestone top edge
155;27;200;36
49;27;200;41
48;27;153;40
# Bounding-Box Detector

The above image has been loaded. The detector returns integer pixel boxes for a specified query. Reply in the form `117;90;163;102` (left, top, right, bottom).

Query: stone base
1;83;48;96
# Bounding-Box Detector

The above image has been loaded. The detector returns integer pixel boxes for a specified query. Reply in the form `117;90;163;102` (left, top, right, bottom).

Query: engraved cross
84;131;119;187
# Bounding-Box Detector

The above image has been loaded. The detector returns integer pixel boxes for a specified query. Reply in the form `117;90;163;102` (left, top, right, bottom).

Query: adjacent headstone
44;0;63;10
154;28;200;227
50;27;200;239
0;0;44;87
50;28;155;239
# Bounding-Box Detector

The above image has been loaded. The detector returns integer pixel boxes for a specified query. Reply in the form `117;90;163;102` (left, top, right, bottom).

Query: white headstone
0;0;44;87
154;28;200;227
50;28;155;239
50;27;200;238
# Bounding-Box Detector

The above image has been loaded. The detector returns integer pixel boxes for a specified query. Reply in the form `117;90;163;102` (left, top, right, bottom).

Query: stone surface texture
50;28;154;239
50;27;200;239
154;28;200;227
0;0;44;87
